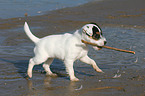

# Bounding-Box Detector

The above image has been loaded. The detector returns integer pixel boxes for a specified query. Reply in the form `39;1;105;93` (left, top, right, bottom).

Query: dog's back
37;33;73;60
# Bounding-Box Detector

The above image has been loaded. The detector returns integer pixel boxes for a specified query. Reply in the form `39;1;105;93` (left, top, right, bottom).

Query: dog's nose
104;41;107;45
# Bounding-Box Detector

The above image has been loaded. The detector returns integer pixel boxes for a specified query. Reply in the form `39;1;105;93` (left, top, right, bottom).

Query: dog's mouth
97;46;103;50
93;46;103;50
98;46;102;49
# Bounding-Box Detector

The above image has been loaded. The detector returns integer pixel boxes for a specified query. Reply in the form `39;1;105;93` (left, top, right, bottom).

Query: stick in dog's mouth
97;46;103;50
81;40;135;54
97;46;103;49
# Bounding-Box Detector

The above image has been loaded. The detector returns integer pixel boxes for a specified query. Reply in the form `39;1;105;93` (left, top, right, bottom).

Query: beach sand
0;0;145;95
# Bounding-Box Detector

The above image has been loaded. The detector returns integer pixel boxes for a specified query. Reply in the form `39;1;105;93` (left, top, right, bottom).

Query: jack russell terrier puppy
24;22;107;81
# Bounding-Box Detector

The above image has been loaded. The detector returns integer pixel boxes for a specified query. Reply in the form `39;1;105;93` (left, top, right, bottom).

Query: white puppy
24;22;107;81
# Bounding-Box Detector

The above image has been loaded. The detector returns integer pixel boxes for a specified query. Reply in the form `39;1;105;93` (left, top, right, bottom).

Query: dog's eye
92;32;100;40
87;26;89;28
92;26;101;40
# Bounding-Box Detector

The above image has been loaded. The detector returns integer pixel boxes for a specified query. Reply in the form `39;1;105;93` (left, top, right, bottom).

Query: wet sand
0;0;145;96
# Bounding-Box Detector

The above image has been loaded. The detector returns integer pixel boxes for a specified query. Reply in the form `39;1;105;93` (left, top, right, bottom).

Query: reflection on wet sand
27;76;81;96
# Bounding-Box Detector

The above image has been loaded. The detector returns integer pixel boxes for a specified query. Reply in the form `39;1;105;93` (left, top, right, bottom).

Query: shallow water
99;27;145;68
0;26;145;96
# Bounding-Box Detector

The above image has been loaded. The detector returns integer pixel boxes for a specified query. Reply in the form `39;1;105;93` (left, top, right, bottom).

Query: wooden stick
81;40;135;54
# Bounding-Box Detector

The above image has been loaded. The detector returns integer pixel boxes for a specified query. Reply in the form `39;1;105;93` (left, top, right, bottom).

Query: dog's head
82;23;107;50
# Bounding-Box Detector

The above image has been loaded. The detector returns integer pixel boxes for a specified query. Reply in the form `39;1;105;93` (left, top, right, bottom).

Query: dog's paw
96;69;104;73
27;73;32;78
70;77;79;81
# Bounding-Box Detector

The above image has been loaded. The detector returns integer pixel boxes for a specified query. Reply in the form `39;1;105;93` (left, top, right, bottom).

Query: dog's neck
73;29;88;47
73;29;83;40
72;29;88;50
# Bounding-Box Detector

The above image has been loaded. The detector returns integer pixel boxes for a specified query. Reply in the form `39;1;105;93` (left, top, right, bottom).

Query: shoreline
0;0;95;19
0;0;145;31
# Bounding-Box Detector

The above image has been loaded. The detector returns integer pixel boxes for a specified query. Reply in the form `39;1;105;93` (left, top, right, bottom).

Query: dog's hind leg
27;58;35;78
43;58;57;77
27;56;48;78
64;60;79;81
80;55;103;73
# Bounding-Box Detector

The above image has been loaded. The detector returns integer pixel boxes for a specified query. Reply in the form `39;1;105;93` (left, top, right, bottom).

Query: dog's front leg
80;55;103;73
64;60;79;81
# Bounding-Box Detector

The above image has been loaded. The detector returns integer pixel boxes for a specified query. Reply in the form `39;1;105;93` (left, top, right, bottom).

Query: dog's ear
90;22;98;25
82;28;91;37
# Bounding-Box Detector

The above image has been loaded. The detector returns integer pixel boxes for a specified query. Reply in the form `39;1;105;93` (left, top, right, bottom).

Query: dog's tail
24;22;40;43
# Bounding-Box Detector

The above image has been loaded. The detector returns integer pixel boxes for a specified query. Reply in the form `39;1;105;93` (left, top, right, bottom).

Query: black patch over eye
92;26;101;40
90;22;103;35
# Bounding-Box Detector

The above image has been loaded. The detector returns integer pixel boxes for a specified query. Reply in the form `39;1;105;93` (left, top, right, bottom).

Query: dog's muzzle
96;41;107;50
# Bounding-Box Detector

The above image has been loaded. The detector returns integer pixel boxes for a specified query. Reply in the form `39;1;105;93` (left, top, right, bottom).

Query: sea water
0;0;98;19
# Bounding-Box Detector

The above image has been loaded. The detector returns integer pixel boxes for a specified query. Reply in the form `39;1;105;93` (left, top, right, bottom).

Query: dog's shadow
0;58;29;78
0;58;67;78
0;58;95;79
